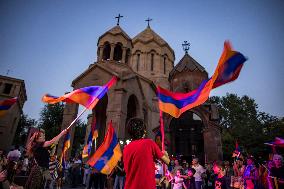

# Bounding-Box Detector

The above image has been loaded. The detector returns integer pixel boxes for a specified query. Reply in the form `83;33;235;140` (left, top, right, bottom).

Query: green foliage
38;103;64;140
13;114;37;145
209;93;284;160
71;120;87;157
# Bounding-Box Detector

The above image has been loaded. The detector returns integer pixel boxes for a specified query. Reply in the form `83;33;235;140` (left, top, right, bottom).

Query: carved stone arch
149;49;157;71
125;48;131;64
114;42;123;61
163;53;168;74
125;94;140;139
102;42;111;60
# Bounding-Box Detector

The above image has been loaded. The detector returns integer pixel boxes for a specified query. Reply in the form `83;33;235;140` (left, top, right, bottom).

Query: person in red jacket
123;118;170;189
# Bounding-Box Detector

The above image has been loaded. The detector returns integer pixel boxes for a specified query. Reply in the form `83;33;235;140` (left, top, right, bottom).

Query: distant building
58;22;222;162
0;75;27;150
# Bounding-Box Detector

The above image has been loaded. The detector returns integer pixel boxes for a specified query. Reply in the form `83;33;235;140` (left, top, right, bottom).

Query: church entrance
93;94;108;147
169;111;205;163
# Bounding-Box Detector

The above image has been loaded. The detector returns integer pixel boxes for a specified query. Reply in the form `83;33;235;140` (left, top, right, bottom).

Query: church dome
97;25;132;64
132;27;174;56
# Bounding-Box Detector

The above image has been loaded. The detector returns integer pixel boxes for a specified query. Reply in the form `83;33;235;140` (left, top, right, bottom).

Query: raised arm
43;129;67;147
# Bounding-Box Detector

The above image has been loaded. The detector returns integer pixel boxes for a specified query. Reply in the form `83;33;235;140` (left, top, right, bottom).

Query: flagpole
94;138;97;151
66;106;89;131
159;110;165;151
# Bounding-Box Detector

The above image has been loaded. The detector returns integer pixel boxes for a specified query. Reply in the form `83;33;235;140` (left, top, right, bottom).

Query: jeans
195;181;203;189
113;176;125;189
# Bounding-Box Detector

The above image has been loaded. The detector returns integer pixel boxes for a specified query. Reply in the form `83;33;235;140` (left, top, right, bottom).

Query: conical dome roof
169;53;207;80
132;27;174;55
97;25;131;45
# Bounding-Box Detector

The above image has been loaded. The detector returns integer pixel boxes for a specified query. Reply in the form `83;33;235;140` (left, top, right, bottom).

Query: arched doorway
93;94;108;147
125;95;139;139
169;111;205;163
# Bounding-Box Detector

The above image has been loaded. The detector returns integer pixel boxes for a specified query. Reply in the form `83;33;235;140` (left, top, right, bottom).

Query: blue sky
1;0;283;121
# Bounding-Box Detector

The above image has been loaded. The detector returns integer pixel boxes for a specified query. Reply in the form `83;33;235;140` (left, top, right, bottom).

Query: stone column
106;87;127;140
203;122;223;162
110;43;115;61
57;103;78;158
98;46;103;62
122;47;127;63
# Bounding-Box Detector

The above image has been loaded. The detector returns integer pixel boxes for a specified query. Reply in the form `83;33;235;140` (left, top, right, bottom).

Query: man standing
269;154;284;189
192;158;206;189
123;118;170;189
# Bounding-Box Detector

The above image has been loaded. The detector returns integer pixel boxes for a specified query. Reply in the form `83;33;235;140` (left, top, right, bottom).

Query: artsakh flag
87;121;122;175
0;97;17;117
60;132;71;169
157;41;247;118
82;117;98;158
42;76;117;109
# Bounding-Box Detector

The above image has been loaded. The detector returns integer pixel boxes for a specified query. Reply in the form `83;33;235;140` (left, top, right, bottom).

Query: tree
13;114;37;145
209;93;284;160
38;103;64;140
71;120;87;157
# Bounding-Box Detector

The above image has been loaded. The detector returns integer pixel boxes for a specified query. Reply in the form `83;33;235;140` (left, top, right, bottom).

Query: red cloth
123;139;164;189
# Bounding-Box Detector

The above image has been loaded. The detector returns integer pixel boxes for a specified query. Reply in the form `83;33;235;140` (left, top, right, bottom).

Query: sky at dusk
1;0;283;121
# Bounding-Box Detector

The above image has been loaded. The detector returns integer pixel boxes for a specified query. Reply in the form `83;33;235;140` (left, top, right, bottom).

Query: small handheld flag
82;117;98;158
87;121;122;175
60;132;71;169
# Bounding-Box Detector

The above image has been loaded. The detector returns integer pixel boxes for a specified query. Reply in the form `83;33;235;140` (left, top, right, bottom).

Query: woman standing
25;129;67;189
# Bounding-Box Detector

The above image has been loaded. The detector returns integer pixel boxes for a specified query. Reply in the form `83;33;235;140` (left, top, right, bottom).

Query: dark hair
213;161;225;170
127;118;146;140
188;167;196;175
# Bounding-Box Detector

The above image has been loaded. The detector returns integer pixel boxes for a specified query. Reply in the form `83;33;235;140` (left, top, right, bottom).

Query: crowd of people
0;118;283;189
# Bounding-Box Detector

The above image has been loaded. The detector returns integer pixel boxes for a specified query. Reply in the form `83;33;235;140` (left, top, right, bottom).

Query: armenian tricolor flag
82;117;98;158
232;141;241;158
87;121;122;175
157;41;247;118
42;76;117;109
60;132;71;168
0;97;17;117
264;137;284;148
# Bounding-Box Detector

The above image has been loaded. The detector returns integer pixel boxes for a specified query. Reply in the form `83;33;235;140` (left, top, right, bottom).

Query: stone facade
59;24;222;162
0;75;27;150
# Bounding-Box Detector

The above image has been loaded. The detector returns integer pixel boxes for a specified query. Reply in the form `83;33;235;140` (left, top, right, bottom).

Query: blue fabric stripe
158;80;208;109
80;86;105;97
93;134;118;171
0;105;11;110
215;53;246;83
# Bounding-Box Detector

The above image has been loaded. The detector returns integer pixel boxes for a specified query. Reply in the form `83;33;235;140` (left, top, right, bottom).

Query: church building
59;18;223;162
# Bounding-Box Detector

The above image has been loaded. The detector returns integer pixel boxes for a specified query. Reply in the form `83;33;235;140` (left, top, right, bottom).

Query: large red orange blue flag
87;121;122;175
42;76;117;109
82;117;98;158
0;97;17;117
157;41;247;118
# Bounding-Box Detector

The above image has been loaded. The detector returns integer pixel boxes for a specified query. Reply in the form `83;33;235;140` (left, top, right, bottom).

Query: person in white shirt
7;145;21;161
192;158;206;189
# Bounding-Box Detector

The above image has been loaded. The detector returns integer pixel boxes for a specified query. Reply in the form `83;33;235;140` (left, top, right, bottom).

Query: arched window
125;48;130;64
114;43;123;61
163;56;166;74
137;54;140;71
151;53;154;71
102;42;111;60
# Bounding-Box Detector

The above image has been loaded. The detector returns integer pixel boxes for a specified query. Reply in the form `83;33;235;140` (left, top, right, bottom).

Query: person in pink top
123;118;170;189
